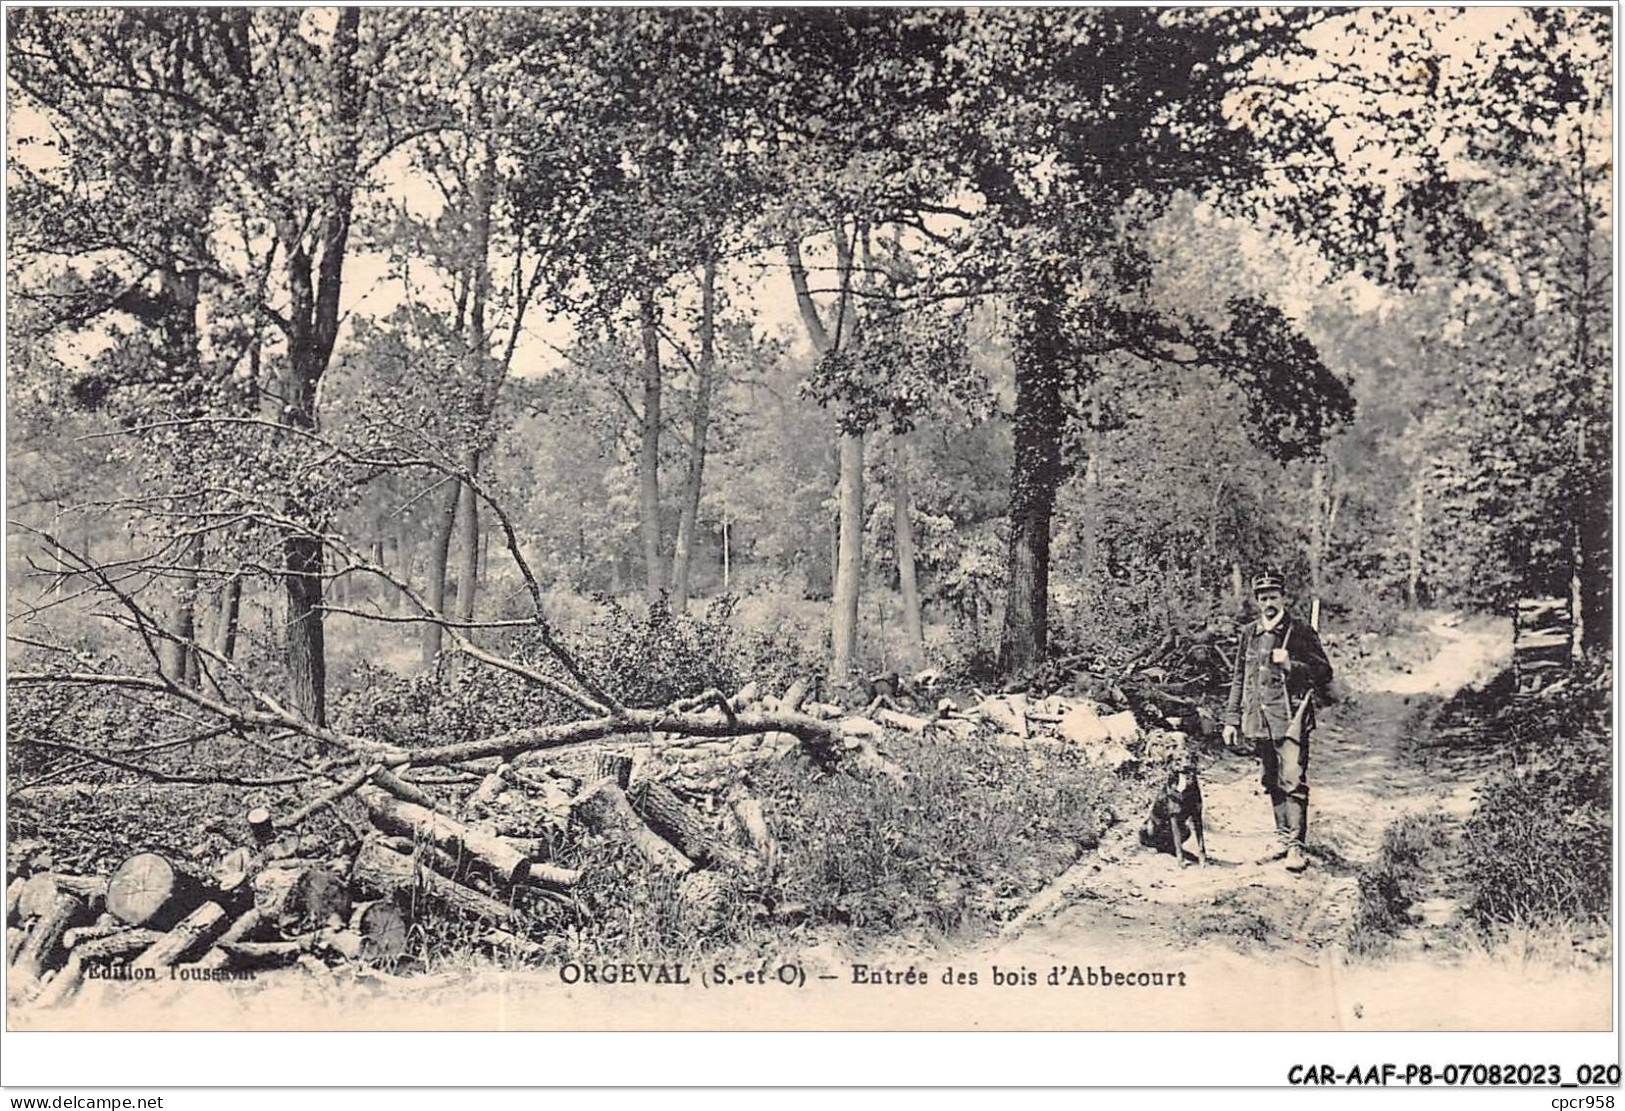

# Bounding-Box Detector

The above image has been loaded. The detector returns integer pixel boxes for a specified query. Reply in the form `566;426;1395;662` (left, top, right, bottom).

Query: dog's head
1144;728;1199;798
1166;763;1198;796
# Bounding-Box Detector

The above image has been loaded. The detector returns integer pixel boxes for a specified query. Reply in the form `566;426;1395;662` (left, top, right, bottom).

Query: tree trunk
276;7;362;726
639;289;664;601
1308;463;1325;600
1568;126;1609;656
284;532;328;725
218;572;242;661
1406;474;1425;609
1079;449;1102;584
421;478;462;666
673;250;718;613
452;465;482;625
786;229;867;678
168;532;203;687
999;296;1066;675
453;141;496;627
892;438;924;667
831;431;865;679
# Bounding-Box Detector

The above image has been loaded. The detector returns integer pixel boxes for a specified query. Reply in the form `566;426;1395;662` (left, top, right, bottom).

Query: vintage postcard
4;5;1612;1048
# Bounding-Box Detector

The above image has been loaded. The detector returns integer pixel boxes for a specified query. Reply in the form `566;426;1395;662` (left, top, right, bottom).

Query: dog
1139;731;1208;868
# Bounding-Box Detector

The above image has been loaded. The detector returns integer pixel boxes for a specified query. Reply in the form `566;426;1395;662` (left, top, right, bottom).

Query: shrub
1457;657;1612;929
755;733;1121;942
1460;733;1611;928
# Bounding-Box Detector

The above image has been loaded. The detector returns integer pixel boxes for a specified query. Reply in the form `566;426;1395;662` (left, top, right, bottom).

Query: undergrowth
1347;656;1612;959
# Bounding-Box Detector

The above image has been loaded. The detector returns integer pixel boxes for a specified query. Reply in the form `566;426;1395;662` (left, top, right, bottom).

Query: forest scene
4;7;1612;1029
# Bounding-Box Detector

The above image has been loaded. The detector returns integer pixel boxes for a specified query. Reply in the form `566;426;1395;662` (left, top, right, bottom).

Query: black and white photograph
2;3;1614;1050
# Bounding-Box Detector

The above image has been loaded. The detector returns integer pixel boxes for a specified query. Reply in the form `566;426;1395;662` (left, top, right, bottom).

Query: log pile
1514;596;1573;699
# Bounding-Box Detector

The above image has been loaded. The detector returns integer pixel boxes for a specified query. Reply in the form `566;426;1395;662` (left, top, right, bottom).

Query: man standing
1222;570;1333;873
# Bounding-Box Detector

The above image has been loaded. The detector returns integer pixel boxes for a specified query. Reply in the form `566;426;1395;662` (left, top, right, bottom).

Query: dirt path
954;611;1609;1029
997;612;1509;955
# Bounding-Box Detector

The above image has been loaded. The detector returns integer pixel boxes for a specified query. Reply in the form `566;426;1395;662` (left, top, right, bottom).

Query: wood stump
594;751;633;790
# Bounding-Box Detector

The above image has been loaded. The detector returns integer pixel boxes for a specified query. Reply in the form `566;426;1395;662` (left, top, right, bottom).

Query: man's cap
1252;570;1285;594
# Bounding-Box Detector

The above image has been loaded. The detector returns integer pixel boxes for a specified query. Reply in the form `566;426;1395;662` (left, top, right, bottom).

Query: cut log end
107;853;203;930
349;900;410;964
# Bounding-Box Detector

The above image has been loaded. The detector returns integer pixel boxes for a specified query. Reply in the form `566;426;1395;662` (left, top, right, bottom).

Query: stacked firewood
1513;596;1574;698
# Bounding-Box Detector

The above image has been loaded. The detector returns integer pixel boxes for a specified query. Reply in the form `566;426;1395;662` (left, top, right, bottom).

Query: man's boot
1284;795;1308;873
1255;794;1291;864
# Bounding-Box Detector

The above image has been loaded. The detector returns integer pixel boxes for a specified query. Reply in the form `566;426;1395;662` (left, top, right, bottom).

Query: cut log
17;874;62;921
349;899;409;964
15;873;103;921
523;863;582;891
9;891;93;1004
497;836;549;861
313;928;363;962
377;835;466;881
730;681;760;710
33;928;162;1009
370;767;441;811
481;928;545;962
629;781;753;872
213;939;305;969
131;902;230;971
253;866;352;933
572;781;694;876
106;853;206;929
190;907;270;971
360;788;530;888
731;797;777;876
467;763;511;810
63;922;130;950
876;708;931;733
209;929;362;970
629;780;717;864
778;676;813;714
350;837;513;924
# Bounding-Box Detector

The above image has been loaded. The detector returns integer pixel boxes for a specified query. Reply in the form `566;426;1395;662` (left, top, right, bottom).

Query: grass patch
1348;656;1612;960
402;730;1123;968
1346;813;1453;958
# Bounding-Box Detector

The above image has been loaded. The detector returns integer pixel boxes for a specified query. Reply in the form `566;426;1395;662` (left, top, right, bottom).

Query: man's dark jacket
1225;613;1333;738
